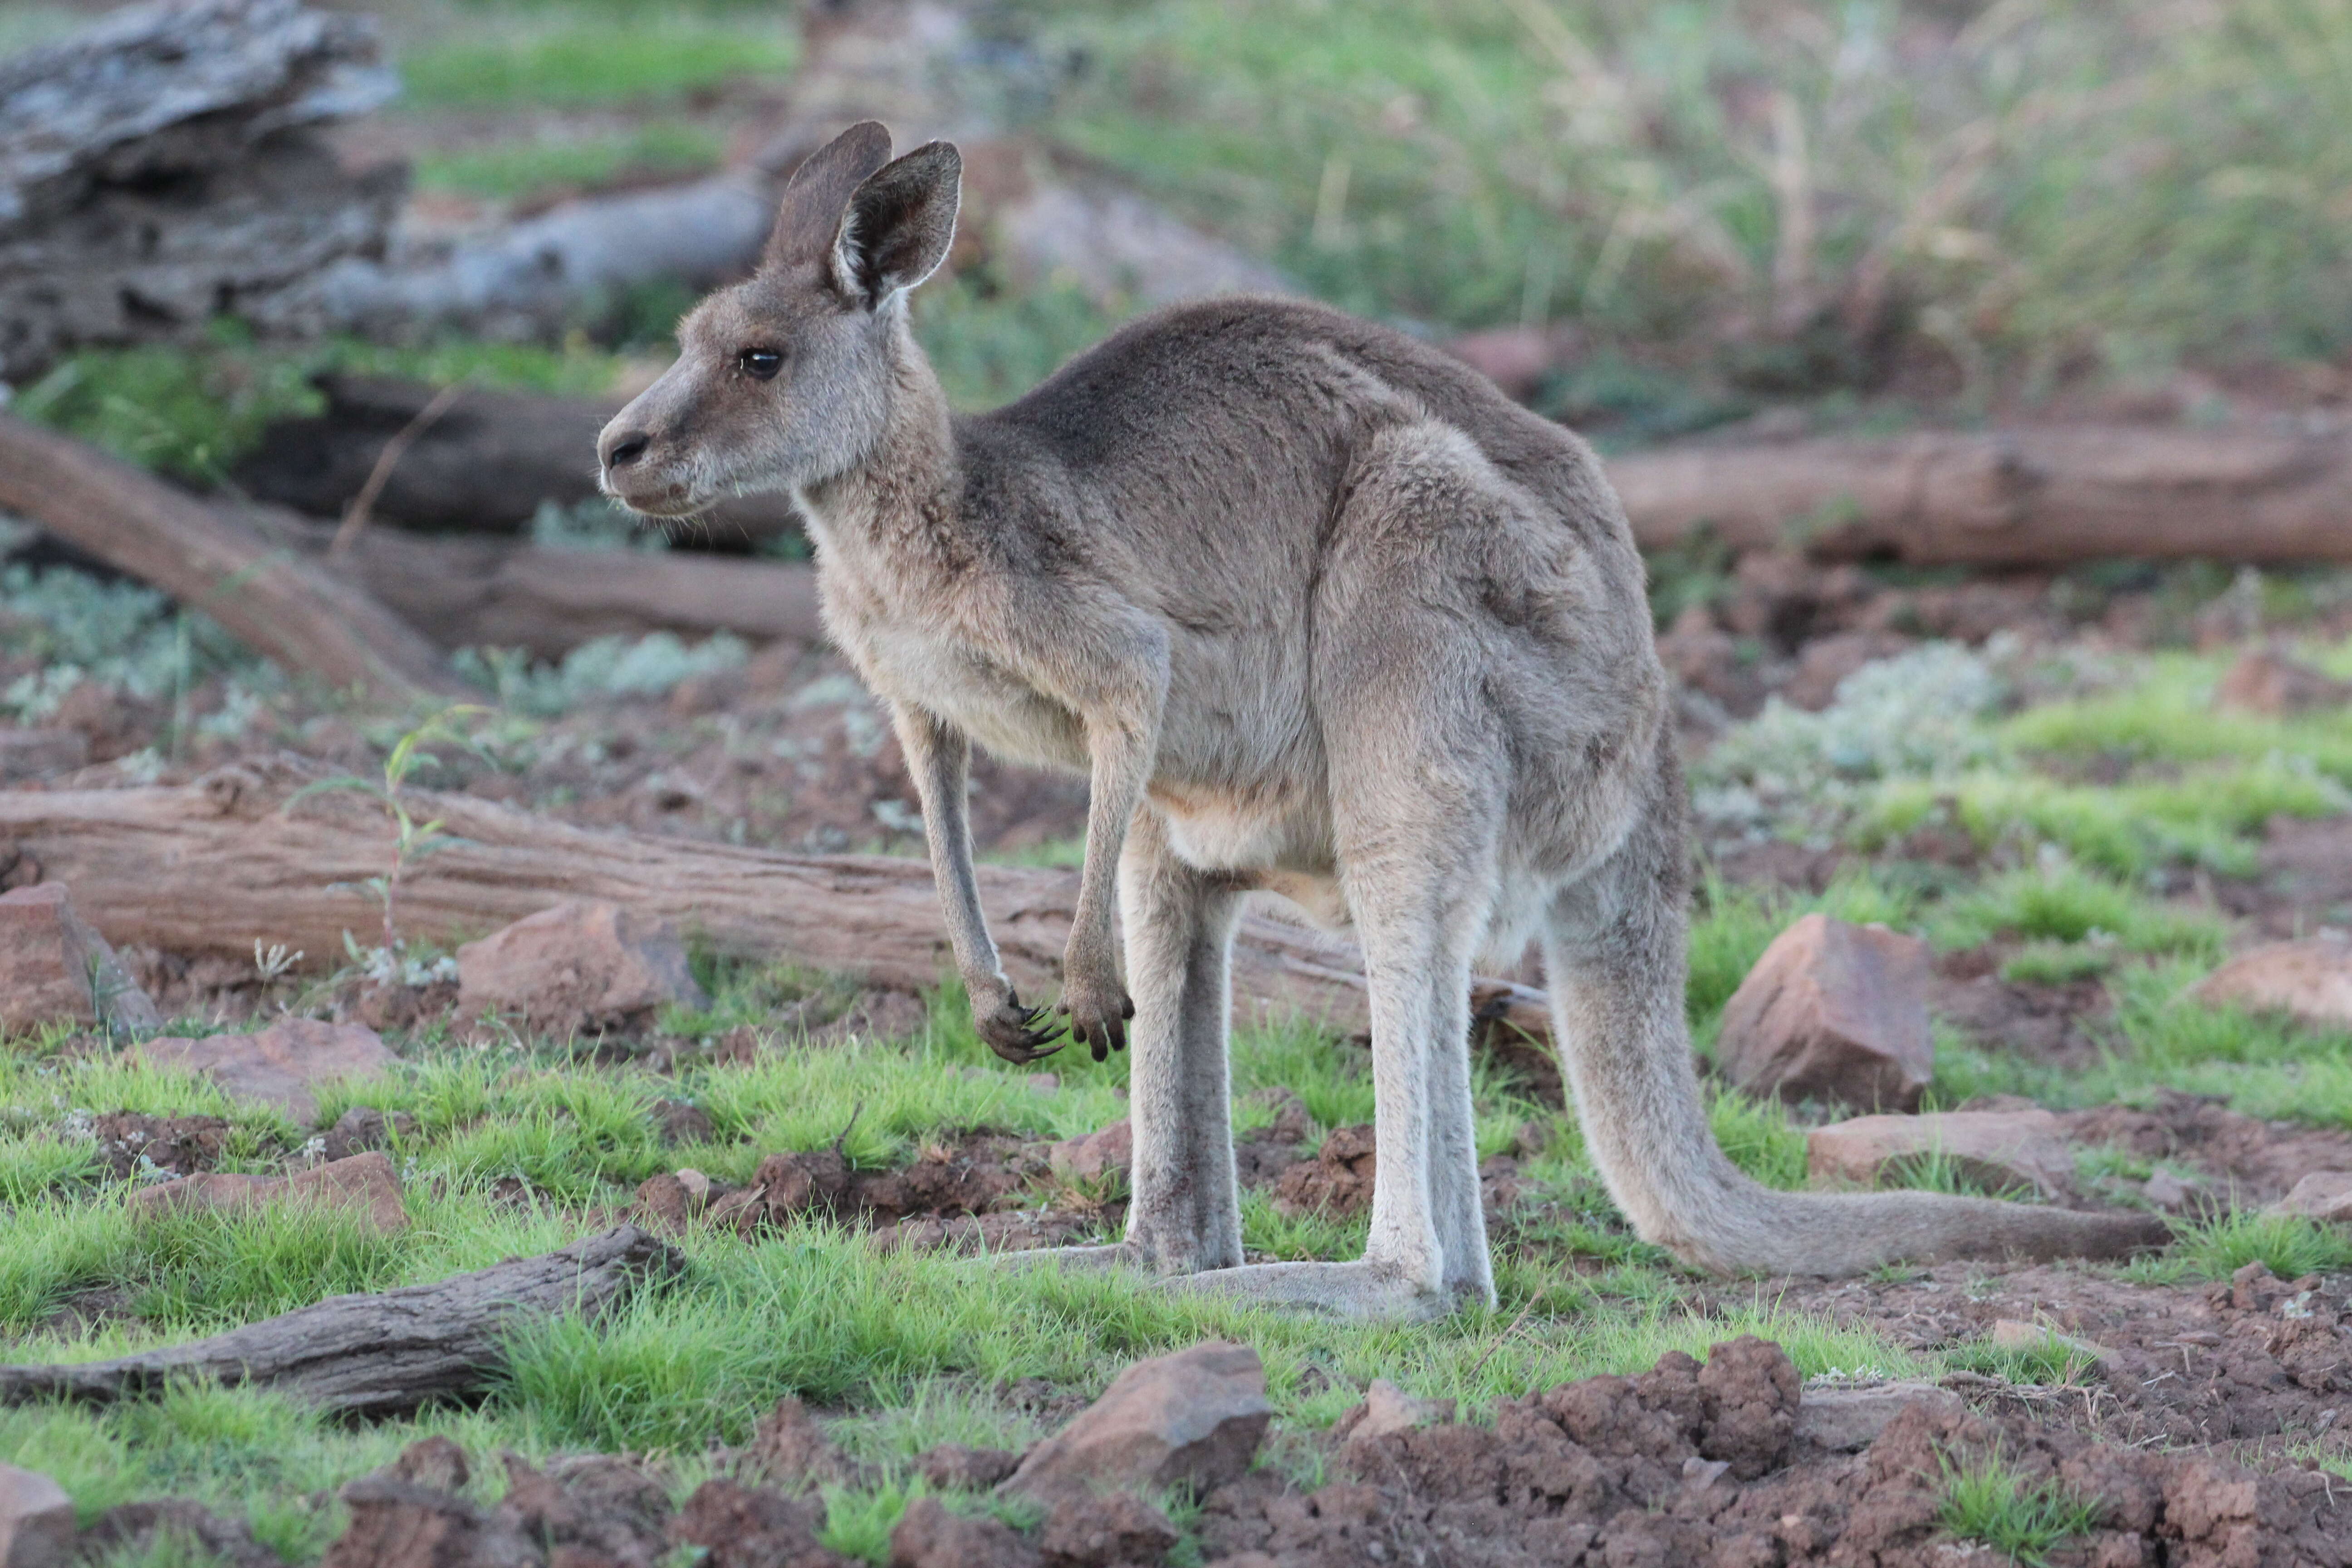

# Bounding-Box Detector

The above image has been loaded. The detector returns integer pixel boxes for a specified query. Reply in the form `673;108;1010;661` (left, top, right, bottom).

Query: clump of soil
1203;1336;2352;1568
2061;1091;2352;1206
87;1110;236;1180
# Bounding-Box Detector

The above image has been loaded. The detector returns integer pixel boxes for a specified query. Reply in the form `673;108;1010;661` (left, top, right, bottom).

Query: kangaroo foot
1158;1259;1455;1322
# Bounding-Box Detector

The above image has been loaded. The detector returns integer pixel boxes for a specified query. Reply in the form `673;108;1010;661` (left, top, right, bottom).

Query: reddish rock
2192;936;2352;1029
0;1463;74;1568
1791;1382;1962;1451
1004;1342;1272;1499
0;881;161;1033
888;1496;1039;1568
1047;1118;1131;1184
132;1151;408;1235
1333;1378;1455;1442
0;726;87;782
457;899;708;1034
1715;913;1933;1111
137;1017;398;1123
1807;1109;2075;1196
2270;1170;2352;1222
2213;648;2352;715
1039;1491;1176;1568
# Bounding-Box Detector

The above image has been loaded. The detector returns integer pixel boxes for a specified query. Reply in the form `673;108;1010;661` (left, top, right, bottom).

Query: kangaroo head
598;122;961;517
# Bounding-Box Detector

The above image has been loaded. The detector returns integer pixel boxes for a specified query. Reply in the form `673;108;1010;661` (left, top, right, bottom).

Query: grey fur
600;123;2168;1317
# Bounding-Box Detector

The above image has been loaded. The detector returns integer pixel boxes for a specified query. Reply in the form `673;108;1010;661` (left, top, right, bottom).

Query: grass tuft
1937;1450;2103;1566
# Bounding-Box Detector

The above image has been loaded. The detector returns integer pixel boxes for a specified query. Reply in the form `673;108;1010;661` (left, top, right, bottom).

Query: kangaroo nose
601;430;651;470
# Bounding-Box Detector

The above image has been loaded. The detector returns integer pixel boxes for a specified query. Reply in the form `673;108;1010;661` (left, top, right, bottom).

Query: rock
1794;1382;1965;1451
668;1478;853;1568
136;1017;398;1123
1047;1118;1132;1184
889;1496;1039;1568
1334;1378;1456;1442
2269;1171;2352;1223
2192;936;2352;1030
131;1150;408;1235
0;882;162;1033
457;899;708;1034
1003;1341;1272;1499
913;1444;1021;1492
1717;914;1934;1111
0;1463;75;1568
0;727;87;782
2142;1169;2195;1211
2214;649;2352;716
1039;1491;1176;1568
1807;1109;2076;1196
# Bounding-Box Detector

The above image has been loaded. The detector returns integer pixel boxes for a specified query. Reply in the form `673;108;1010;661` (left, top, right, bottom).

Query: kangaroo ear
829;141;961;310
764;121;894;269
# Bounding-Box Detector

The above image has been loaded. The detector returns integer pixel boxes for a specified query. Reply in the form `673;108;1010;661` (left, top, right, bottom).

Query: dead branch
0;1225;681;1416
0;412;464;701
0;762;1549;1066
1607;422;2352;564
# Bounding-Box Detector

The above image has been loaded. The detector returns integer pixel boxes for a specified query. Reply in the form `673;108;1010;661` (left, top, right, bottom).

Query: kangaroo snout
599;427;651;471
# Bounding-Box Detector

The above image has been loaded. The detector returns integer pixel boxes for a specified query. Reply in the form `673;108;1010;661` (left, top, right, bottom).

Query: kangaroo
599;122;2169;1317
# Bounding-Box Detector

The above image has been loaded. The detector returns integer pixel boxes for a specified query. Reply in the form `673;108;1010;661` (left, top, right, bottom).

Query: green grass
2153;1209;2352;1283
1937;1450;2103;1567
413;124;725;201
397;15;797;108
1928;862;2224;960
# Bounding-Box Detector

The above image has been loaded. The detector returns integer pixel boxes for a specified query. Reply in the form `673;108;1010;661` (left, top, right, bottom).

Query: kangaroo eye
738;347;784;380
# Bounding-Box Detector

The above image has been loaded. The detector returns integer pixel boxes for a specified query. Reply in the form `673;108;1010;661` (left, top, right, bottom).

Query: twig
331;381;466;559
1465;1283;1550;1382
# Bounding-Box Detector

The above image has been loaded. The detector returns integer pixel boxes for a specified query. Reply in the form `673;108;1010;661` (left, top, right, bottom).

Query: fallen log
0;412;464;701
0;0;402;383
0;1225;681;1415
1607;422;2352;565
0;762;1556;1080
238;504;824;657
233;372;799;542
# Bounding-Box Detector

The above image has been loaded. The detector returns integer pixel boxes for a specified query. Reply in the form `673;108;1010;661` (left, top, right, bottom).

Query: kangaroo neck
797;341;971;576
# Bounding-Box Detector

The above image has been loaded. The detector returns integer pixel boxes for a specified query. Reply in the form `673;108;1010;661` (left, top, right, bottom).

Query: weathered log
0;1225;681;1415
1608;422;2352;564
232;372;799;542
235;501;823;657
0;763;1550;1065
0;0;401;383
0;412;463;700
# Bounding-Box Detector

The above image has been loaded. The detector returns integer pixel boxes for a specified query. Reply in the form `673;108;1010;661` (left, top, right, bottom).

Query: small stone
456;899;708;1034
1003;1341;1272;1499
1047;1118;1131;1184
132;1151;408;1235
889;1495;1038;1568
1039;1491;1176;1568
1807;1109;2076;1196
1716;913;1934;1112
1989;1318;2112;1367
0;726;87;782
0;882;162;1033
0;1462;75;1568
2192;936;2352;1030
1338;1378;1455;1441
136;1017;397;1124
913;1444;1021;1493
1682;1456;1732;1489
1794;1382;1965;1451
2269;1171;2352;1223
2143;1169;2194;1211
2213;649;2352;716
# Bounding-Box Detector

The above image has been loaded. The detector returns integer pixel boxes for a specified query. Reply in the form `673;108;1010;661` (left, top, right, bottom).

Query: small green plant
2163;1209;2352;1282
285;709;485;954
1936;1449;2102;1566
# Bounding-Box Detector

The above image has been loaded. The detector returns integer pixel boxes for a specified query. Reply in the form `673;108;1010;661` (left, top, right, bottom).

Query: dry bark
0;412;463;700
1608;422;2352;564
238;504;824;657
0;762;1550;1060
0;1225;681;1415
0;0;402;382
